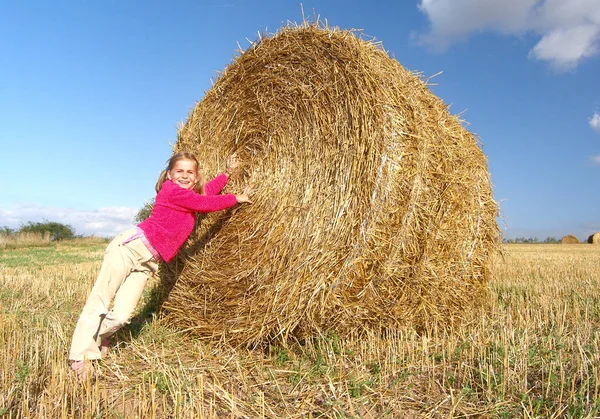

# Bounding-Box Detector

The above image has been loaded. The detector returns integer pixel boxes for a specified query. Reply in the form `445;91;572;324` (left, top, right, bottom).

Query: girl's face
167;159;199;190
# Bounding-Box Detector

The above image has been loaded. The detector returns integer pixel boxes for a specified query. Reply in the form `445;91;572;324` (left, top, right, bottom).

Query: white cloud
0;204;137;238
590;112;600;134
591;155;600;165
417;0;600;70
529;24;600;70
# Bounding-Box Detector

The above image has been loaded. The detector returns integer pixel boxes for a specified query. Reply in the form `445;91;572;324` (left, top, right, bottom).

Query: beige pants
69;228;158;361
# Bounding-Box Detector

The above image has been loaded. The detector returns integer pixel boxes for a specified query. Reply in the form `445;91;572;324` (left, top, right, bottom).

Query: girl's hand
235;185;253;204
226;153;239;176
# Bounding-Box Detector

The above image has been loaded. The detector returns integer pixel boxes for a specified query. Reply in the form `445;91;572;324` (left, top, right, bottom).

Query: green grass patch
0;243;105;268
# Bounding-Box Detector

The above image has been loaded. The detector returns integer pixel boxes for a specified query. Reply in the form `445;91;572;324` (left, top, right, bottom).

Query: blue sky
1;0;599;240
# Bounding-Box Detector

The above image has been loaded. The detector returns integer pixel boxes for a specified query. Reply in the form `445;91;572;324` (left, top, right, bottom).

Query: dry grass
0;234;108;250
561;235;580;244
164;22;500;346
1;242;599;417
0;232;51;249
587;232;600;244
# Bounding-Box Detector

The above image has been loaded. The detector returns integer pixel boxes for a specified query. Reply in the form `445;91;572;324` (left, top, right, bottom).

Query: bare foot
70;360;93;380
100;338;110;356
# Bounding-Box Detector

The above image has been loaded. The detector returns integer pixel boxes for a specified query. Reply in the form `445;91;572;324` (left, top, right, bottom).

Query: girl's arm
204;173;229;196
171;186;238;212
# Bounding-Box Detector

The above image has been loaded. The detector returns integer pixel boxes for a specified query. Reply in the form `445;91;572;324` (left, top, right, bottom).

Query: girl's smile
166;159;199;190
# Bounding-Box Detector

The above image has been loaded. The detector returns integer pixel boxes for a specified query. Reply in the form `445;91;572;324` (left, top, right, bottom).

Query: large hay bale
161;24;500;346
587;232;600;244
561;235;580;244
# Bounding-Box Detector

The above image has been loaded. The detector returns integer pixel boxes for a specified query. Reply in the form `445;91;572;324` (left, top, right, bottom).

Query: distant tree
19;220;76;241
0;226;15;236
134;199;154;224
503;236;547;244
543;236;560;244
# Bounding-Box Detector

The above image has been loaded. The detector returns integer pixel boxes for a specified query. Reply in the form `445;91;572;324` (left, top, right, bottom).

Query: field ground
1;242;599;418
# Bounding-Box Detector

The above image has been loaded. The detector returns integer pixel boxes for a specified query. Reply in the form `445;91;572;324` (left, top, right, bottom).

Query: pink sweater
138;174;237;263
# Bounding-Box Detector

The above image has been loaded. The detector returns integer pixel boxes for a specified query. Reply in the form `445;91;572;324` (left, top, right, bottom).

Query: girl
69;151;252;378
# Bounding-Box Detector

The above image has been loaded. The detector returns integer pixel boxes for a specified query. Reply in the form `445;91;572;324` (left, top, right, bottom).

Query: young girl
69;151;252;378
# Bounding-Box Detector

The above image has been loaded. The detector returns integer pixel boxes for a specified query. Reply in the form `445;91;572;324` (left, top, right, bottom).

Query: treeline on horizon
0;221;112;250
503;236;562;244
0;219;581;246
1;220;79;241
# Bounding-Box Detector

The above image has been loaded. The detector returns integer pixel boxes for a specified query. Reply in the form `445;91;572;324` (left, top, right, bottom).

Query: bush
134;200;154;224
18;220;76;241
0;226;15;236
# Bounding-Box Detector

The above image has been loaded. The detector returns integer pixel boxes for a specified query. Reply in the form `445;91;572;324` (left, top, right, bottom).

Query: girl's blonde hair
156;151;205;194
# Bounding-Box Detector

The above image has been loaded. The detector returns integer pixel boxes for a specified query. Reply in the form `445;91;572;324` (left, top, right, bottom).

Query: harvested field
2;242;600;417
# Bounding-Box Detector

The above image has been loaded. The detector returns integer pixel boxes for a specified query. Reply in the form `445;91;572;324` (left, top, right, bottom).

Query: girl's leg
97;269;149;341
96;237;157;342
69;229;138;361
100;339;110;356
69;231;156;363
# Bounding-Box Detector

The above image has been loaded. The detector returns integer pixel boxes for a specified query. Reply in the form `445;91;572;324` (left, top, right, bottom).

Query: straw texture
561;235;580;244
160;23;500;346
587;232;600;244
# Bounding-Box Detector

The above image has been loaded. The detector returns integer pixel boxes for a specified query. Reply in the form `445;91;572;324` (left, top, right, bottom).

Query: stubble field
1;241;599;418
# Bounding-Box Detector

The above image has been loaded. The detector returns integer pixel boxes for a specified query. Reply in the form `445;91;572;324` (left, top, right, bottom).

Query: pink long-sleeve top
138;174;237;263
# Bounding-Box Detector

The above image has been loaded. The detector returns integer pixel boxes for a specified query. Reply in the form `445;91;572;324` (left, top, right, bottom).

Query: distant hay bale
587;232;600;244
160;23;500;346
561;235;580;244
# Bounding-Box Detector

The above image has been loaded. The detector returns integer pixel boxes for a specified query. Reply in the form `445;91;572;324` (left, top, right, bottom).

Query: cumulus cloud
591;155;600;165
417;0;600;70
0;204;137;238
590;112;600;134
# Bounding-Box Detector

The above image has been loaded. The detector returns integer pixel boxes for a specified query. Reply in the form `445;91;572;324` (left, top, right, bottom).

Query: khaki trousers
69;228;158;361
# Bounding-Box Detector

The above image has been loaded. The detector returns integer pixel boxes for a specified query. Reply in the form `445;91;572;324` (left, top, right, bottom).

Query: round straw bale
587;232;600;244
160;23;500;346
561;235;580;244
